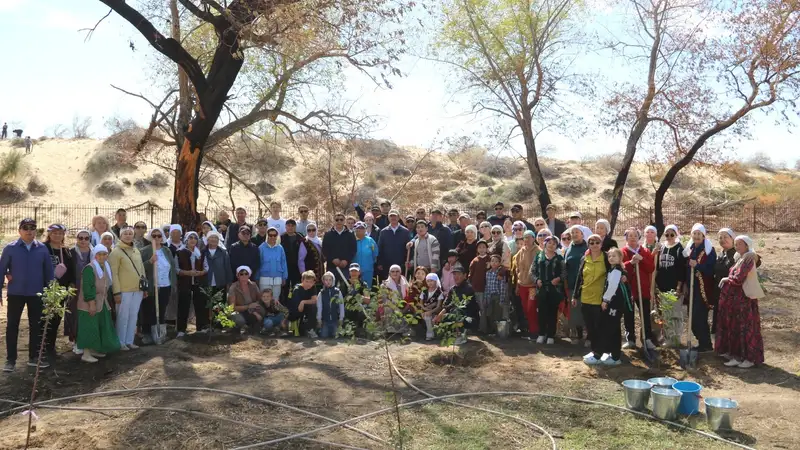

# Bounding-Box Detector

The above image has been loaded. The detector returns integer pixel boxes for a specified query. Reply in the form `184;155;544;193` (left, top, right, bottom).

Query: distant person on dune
24;137;32;154
1;123;7;139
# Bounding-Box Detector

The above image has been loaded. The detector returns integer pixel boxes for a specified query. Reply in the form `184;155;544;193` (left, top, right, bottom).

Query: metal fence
0;200;797;238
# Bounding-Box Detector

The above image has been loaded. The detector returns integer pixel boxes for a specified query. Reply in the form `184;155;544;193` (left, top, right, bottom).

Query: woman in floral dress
716;235;764;369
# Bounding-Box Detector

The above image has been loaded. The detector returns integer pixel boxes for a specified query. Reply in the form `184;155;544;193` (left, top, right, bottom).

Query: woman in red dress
716;235;765;369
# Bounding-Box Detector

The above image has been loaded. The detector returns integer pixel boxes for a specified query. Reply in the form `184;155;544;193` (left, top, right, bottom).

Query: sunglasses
513;227;524;231
21;225;36;231
588;241;601;245
299;210;309;214
335;218;345;222
135;226;147;229
306;228;316;232
238;271;249;276
561;237;571;241
495;207;503;211
491;231;501;235
77;236;90;241
152;235;163;239
268;233;278;238
665;233;676;237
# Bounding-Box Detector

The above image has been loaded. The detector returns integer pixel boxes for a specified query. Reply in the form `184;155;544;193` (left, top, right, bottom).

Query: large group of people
0;200;766;371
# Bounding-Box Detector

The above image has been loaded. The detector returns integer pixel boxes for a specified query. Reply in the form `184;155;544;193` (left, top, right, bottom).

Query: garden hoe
636;264;658;364
679;266;699;369
153;257;165;344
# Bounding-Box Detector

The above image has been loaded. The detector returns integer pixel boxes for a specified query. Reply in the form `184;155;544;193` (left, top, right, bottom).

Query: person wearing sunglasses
70;230;93;355
558;231;571;256
544;204;567;238
489;225;512;270
564;225;588;345
299;222;325;283
488;202;510;228
571;234;608;365
510;204;534;231
0;219;55;372
228;266;264;333
228;225;260;283
620;227;658;351
322;213;356;288
377;210;411;281
475;210;487;224
654;224;686;347
41;224;76;359
295;206;312;237
446;208;461;233
508;221;527;255
131;221;148;249
258;227;288;300
140;227;177;344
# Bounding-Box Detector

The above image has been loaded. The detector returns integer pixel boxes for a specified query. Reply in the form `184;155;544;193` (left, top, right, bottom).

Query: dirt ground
0;233;797;450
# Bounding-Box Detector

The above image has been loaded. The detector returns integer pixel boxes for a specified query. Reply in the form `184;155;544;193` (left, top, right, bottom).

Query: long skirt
77;303;121;354
715;286;764;364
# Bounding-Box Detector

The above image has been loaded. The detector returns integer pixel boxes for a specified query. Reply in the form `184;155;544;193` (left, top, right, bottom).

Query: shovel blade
679;349;689;369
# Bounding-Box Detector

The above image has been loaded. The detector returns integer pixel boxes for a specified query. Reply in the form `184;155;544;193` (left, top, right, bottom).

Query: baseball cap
349;263;361;272
239;225;251;234
494;202;504;208
370;205;381;212
511;204;523;212
451;263;466;273
286;219;297;226
47;223;66;232
256;218;267;225
354;221;366;230
569;211;582;219
448;249;459;257
388;209;400;217
19;218;36;229
380;200;391;207
430;208;442;215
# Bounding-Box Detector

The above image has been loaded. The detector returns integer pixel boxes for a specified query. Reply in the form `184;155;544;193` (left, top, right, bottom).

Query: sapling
203;287;236;331
25;281;74;449
434;292;473;364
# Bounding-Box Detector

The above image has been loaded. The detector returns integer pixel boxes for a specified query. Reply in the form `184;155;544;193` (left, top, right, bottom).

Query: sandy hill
0;137;791;218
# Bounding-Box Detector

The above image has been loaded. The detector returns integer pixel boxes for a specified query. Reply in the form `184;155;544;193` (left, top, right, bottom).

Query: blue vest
319;286;343;322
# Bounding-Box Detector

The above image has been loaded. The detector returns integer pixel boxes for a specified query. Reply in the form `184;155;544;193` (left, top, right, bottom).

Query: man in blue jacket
1;219;55;372
376;210;410;280
322;213;357;288
428;209;453;272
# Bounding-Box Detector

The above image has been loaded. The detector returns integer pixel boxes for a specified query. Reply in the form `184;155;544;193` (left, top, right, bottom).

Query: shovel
636;264;658;364
152;254;165;344
680;266;698;369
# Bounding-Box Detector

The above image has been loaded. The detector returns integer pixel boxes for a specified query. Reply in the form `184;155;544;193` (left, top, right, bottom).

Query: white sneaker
622;341;636;349
72;344;84;355
81;353;98;363
546;338;555;345
603;357;622;366
119;344;130;351
724;359;742;367
455;333;467;345
738;360;755;369
127;343;139;350
583;355;600;365
584;352;595;359
646;340;656;350
307;330;318;339
721;353;732;360
93;352;106;358
584;340;591;348
600;353;610;362
536;336;546;344
176;332;186;338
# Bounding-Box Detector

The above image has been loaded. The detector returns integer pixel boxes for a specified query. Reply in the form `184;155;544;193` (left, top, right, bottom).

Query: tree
95;0;411;229
431;0;581;213
653;0;800;233
599;0;709;235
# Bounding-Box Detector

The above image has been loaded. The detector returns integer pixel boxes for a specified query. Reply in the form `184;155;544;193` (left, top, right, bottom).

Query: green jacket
140;245;177;296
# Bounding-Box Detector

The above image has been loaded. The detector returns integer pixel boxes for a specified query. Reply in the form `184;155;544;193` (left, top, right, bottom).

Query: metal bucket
647;377;677;389
622;380;653;411
651;387;683;421
496;321;509;339
705;398;738;432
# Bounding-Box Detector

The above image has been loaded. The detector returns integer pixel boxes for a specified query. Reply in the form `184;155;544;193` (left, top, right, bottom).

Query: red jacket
622;245;655;300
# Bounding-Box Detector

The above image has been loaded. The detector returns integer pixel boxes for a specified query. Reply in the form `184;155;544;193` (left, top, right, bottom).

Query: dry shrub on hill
581;152;625;172
95;181;125;199
554;176;594;196
27;176;48;196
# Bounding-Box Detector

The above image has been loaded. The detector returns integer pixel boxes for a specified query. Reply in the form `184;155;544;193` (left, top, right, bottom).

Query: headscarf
385;264;409;298
684;223;713;257
664;224;680;239
718;228;736;240
465;224;478;238
644;225;658;241
204;230;226;250
595;219;611;236
734;235;754;254
183;231;202;260
236;265;252;277
305;221;322;246
266;227;280;246
490;224;504;242
91;244;112;283
100;231;116;249
569;224;585;240
425;272;442;290
512;220;526;231
523;230;536;240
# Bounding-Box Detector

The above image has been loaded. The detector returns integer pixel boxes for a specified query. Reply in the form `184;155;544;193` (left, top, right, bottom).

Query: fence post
95;207;99;216
595;207;598;223
701;206;705;225
753;204;757;233
149;204;155;228
649;207;652;225
33;206;38;225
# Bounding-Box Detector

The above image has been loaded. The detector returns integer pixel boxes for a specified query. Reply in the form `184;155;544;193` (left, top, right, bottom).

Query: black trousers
582;303;603;358
288;306;318;334
623;296;655;344
177;285;209;332
537;291;562;339
692;298;713;349
40;296;69;353
599;306;623;361
7;295;42;362
141;286;171;327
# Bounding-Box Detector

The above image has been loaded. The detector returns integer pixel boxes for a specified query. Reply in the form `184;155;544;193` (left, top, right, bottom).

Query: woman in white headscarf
379;264;412;334
140;227;177;345
419;273;445;340
175;231;209;337
712;228;737;335
716;235;764;368
683;223;717;352
76;245;121;363
594;219;618;252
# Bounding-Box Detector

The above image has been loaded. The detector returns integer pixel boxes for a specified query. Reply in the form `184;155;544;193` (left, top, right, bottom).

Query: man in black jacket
435;264;479;345
511;204;535;231
377;210;410;280
544;204;567;237
228;226;260;282
322;213;356;288
488;202;510;227
226;207;252;246
281;219;304;300
428;209;453;271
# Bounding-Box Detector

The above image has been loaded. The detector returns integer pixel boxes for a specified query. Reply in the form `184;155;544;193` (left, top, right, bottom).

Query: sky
0;0;796;165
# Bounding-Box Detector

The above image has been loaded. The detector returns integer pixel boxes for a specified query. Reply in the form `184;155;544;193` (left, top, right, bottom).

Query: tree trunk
171;135;204;229
607;127;646;236
522;127;552;215
170;0;191;147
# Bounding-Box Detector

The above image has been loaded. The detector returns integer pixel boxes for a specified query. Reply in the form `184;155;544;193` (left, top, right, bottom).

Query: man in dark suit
510;204;535;231
544;204;567;237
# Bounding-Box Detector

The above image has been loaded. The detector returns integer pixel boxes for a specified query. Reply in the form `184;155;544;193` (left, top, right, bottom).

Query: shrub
599;188;614;202
72;116;92;139
134;173;172;192
251;180;277;196
0;150;25;182
10;138;25;148
477;175;494;187
539;164;560;180
85;147;137;179
27;176;48;196
485;157;524;179
391;167;412;177
554;176;594;196
121;178;132;186
442;189;474;203
356;139;401;158
95;181;124;199
582;152;625;171
0;182;28;204
38;136;48;142
508;182;536;202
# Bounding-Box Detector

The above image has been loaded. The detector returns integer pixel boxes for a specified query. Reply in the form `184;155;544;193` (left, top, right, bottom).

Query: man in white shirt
267;201;286;235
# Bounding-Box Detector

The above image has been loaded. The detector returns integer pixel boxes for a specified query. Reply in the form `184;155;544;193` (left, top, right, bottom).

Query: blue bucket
673;381;703;415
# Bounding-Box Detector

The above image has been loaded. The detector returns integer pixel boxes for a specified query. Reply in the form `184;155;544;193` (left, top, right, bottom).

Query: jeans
320;320;338;338
116;291;143;346
6;295;42;362
263;314;285;330
258;277;283;300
